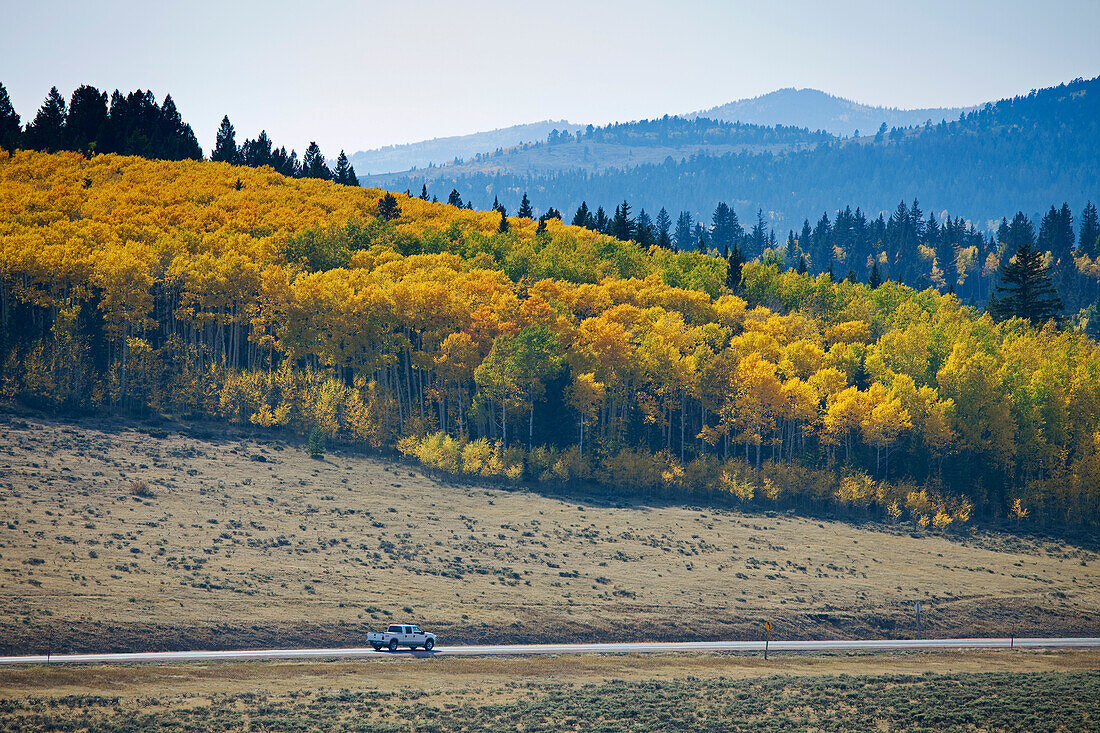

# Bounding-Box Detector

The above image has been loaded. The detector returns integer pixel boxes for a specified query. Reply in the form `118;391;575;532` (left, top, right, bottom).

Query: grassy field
1;651;1098;731
1;413;1097;655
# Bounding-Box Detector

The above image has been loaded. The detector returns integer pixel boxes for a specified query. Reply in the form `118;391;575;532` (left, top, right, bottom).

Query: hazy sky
4;1;1098;155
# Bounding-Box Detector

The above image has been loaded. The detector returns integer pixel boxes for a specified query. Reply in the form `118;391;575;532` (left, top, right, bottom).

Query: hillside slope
2;416;1095;654
3;149;1100;531
689;87;973;136
348;120;585;175
383;77;1099;234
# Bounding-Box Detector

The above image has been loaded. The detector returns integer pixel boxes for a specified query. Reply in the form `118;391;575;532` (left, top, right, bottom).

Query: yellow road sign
764;620;773;632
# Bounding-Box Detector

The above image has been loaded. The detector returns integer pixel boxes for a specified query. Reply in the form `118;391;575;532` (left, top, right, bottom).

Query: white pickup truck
368;623;436;651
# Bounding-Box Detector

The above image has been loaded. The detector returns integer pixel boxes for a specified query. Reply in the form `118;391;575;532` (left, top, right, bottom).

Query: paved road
2;637;1098;666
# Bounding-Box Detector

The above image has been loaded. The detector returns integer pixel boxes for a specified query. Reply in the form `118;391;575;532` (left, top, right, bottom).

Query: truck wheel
388;639;398;652
424;638;434;651
371;643;381;651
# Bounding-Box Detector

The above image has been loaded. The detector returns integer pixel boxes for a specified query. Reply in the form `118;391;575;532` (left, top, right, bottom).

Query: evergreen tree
748;209;768;256
66;85;107;153
346;164;360;187
1038;203;1075;260
609;200;634;241
711;201;742;252
447;189;463;207
378;193;401;221
726;242;746;290
242;130;273;167
497;209;510;233
0;82;21;152
635;208;655;247
797;254;808;275
571;201;591;228
211;115;239;163
1079;202;1100;258
674;211;694;251
301;141;330;179
593;206;609;233
25;86;67;152
868;259;883;288
333;150;353;185
517;192;533;219
655;208;672;248
991;238;1063;324
420;184;430;200
543;207;561;220
157;94;201;160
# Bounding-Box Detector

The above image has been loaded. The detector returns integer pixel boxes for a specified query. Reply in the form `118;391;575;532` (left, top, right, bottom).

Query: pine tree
517;192;533;219
447;189;463;207
211;115;239;163
333;150;353;185
868;260;882;288
797;254;808;275
66;85;107;153
609;200;634;241
497;209;510;233
0;82;22;152
1079;202;1100;258
635;209;655;247
571;201;591;228
655;207;672;248
726;242;746;290
378;193;401;221
420;184;430;200
991;239;1063;324
593;206;609;234
674;211;694;251
345;164;360;187
25;86;67;152
301;141;330;179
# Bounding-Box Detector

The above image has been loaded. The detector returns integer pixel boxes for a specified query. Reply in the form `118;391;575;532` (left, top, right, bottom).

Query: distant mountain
365;117;833;186
378;76;1099;241
348;120;585;175
689;87;975;136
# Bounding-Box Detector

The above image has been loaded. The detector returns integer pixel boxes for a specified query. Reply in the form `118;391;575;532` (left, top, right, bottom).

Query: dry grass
1;649;1098;701
1;414;1097;654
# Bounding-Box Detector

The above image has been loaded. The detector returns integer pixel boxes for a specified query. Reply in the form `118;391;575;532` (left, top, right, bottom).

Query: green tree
308;426;326;458
25;86;67;152
0;82;21;152
447;189;463;207
609;200;634;241
726;242;746;290
211;115;239;163
991;240;1063;324
517;192;533;219
1078;201;1099;258
497;209;510;233
868;259;883;288
66;85;107;153
378;193;401;221
301;141;330;179
333;150;353;185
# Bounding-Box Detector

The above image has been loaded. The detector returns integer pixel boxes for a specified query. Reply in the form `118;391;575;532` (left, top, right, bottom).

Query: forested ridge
2;150;1100;529
390;76;1099;241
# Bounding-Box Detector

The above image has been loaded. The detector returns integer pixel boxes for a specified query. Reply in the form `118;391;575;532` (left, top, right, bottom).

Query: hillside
3;149;1100;533
381;76;1099;236
348;120;585;175
689;87;973;136
2;415;1096;655
364;117;832;186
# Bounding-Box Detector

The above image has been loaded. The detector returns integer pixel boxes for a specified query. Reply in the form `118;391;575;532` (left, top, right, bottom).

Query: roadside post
914;602;922;640
764;619;772;660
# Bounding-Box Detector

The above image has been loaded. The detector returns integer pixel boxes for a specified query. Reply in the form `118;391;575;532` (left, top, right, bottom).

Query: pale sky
3;0;1098;156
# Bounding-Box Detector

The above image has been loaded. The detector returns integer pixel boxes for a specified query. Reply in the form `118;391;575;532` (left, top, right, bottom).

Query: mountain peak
690;88;976;135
